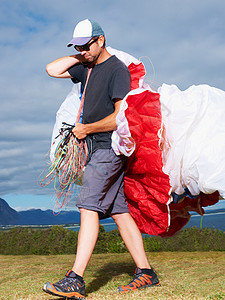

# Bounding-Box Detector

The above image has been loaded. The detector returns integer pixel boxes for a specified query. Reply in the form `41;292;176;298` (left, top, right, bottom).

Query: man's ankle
71;270;84;283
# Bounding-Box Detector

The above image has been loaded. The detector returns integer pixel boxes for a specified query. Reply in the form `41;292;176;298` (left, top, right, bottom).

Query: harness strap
76;68;92;124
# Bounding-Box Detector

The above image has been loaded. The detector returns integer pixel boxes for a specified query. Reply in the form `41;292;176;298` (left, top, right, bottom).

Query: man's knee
111;212;130;222
79;208;99;218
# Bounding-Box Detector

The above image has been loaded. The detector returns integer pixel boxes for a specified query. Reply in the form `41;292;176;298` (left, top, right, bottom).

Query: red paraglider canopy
124;62;220;237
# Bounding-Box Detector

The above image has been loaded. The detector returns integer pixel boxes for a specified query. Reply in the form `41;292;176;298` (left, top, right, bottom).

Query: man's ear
98;35;105;48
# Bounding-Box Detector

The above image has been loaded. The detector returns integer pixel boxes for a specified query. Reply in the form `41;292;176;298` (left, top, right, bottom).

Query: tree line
0;225;224;255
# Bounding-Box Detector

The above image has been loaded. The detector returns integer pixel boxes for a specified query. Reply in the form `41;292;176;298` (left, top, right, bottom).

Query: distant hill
0;197;81;225
191;208;225;215
0;198;18;225
0;198;112;226
17;209;81;225
204;208;225;214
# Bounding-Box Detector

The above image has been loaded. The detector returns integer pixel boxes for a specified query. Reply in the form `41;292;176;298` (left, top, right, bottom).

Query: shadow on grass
85;262;135;295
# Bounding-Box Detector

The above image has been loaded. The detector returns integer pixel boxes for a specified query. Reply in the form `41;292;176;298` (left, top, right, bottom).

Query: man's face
75;36;104;63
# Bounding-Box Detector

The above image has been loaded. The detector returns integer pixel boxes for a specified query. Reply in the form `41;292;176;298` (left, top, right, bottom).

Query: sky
1;0;225;211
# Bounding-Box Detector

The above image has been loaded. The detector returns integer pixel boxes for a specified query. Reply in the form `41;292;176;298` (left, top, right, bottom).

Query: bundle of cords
40;123;88;213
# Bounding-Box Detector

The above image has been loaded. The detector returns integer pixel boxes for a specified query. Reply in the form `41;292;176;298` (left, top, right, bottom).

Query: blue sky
1;0;225;211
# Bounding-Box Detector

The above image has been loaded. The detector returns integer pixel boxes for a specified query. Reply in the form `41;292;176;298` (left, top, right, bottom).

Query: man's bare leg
112;212;151;269
42;207;97;297
72;208;99;277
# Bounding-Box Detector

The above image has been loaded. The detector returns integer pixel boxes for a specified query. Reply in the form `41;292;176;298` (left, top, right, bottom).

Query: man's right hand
72;123;89;140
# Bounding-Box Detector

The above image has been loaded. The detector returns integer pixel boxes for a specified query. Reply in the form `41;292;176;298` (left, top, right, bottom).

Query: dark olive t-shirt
68;55;131;150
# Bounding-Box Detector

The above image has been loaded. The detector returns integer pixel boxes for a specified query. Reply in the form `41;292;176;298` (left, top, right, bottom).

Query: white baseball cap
67;19;105;47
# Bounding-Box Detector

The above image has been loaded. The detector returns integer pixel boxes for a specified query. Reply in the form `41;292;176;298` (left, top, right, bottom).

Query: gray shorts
76;148;129;218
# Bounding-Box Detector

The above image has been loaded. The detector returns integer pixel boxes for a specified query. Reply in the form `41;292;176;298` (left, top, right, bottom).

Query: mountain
0;198;80;225
17;209;113;225
190;208;225;215
204;208;225;214
17;209;80;225
0;198;18;225
0;198;113;225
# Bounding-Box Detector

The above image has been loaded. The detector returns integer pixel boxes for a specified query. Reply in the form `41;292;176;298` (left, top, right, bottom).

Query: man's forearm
72;112;118;140
86;112;118;134
46;54;84;78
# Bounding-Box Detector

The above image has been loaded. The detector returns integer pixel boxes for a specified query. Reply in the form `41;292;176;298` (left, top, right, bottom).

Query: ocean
184;211;225;231
68;212;225;233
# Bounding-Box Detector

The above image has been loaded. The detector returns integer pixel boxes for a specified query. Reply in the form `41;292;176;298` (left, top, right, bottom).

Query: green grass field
1;252;225;299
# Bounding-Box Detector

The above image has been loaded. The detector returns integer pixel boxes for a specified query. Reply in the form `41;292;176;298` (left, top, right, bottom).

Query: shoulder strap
76;68;92;123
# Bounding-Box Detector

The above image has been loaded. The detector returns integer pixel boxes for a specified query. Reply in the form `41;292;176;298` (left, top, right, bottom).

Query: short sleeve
109;66;131;100
68;64;86;84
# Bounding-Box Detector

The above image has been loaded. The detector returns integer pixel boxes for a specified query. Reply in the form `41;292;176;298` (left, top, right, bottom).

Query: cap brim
67;36;92;47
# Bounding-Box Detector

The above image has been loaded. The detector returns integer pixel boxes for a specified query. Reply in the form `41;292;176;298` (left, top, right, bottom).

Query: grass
0;252;225;299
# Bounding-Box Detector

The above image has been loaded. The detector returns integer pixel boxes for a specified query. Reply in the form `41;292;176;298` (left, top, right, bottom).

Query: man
43;19;160;299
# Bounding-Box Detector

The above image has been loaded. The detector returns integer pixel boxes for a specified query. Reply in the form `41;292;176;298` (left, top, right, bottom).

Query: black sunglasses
74;37;99;52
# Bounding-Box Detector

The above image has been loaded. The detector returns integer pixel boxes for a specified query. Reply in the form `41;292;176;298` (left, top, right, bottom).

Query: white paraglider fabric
50;83;81;163
158;83;225;199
